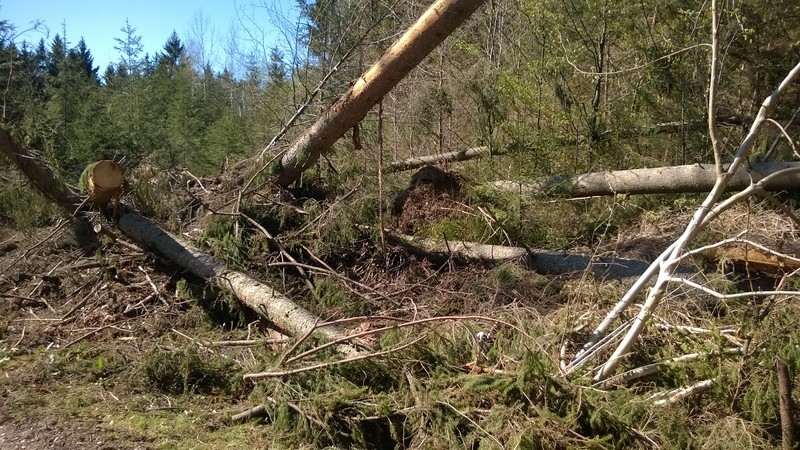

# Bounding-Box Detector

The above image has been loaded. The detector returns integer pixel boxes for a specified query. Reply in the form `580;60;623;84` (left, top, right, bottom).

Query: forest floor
1;166;798;449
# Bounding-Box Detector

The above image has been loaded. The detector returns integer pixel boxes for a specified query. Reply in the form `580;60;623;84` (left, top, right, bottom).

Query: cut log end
80;160;125;206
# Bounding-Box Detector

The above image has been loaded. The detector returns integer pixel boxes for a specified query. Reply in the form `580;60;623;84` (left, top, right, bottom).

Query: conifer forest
1;0;800;448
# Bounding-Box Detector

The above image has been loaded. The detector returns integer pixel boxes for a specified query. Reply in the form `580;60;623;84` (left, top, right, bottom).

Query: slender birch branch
588;58;800;380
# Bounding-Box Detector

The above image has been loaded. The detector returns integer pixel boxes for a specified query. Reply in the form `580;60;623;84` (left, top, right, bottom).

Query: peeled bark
492;161;800;198
272;0;487;187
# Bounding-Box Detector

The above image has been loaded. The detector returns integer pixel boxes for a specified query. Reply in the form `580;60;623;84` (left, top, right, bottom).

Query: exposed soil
393;165;468;234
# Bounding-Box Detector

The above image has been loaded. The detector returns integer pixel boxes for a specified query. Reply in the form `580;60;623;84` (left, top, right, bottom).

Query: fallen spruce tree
0;0;495;354
0;128;359;355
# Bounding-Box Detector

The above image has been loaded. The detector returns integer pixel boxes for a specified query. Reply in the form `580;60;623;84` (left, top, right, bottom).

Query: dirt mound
392;165;467;234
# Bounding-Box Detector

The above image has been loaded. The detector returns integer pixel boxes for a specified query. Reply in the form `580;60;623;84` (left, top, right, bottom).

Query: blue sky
2;0;300;72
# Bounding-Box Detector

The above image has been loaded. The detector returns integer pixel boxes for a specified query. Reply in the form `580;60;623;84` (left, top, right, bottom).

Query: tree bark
271;0;487;187
775;357;796;450
385;146;503;173
492;161;800;198
0;128;358;355
0;129;83;213
117;213;357;354
394;234;656;280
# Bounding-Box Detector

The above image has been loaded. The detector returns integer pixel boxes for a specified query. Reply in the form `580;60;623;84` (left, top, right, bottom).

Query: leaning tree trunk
492;161;800;198
271;0;487;187
0;128;358;355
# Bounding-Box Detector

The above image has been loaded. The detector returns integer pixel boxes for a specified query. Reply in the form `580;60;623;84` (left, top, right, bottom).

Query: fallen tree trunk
395;234;656;280
492;161;800;198
117;214;357;353
0;129;358;355
272;0;487;187
384;146;499;173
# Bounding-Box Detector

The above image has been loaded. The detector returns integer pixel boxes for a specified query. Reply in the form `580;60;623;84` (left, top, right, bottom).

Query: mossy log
79;160;125;206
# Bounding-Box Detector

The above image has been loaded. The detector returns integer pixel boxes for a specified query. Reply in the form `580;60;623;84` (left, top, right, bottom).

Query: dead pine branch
652;379;715;406
243;336;425;380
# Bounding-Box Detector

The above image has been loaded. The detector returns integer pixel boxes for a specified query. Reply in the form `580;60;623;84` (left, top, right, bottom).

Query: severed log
492;161;800;198
384;146;502;173
271;0;487;187
117;214;358;354
394;234;657;280
78;160;125;207
0;128;358;355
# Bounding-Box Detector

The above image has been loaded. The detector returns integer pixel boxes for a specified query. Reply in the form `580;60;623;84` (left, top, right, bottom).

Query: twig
563;318;634;376
230;404;268;423
437;400;504;448
59;282;104;323
268;260;393;303
210;338;290;346
595;348;741;389
183;170;208;193
377;98;387;259
171;328;220;356
243;336;424;380
667;277;800;300
62;325;114;349
708;0;722;176
775;357;795;450
28;260;64;298
138;265;162;303
12;326;25;349
239;212;315;293
278;318;320;365
652;379;715;406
